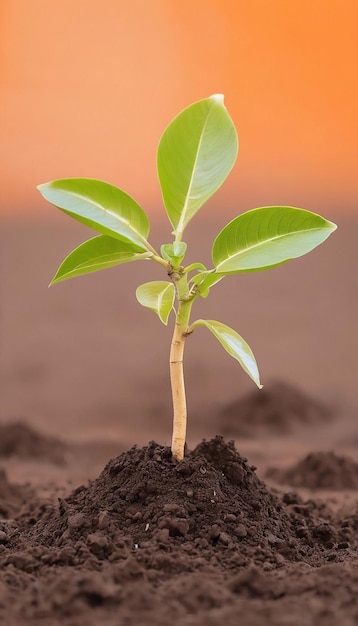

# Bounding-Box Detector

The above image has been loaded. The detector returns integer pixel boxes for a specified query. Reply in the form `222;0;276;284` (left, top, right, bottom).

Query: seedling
37;94;336;460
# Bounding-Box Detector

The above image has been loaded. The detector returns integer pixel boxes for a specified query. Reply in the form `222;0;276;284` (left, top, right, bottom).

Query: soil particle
219;381;333;437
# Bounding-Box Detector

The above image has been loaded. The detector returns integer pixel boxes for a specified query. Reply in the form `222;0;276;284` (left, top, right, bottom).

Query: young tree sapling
37;94;337;460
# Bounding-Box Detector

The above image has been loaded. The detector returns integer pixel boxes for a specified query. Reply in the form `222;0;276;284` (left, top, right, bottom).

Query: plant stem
151;253;170;268
170;320;187;461
170;275;195;460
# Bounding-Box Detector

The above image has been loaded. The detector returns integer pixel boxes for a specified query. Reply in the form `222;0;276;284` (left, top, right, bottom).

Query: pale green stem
151;253;170;268
170;274;195;460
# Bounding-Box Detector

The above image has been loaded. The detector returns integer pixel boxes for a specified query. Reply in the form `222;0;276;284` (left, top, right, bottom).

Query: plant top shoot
38;94;337;460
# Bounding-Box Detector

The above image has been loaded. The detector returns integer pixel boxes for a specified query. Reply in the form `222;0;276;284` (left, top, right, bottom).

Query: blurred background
1;0;357;448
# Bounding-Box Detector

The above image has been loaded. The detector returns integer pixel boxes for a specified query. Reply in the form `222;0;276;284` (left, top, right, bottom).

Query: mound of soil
29;436;301;566
268;451;358;489
0;421;67;465
219;381;333;437
0;438;357;625
0;468;33;519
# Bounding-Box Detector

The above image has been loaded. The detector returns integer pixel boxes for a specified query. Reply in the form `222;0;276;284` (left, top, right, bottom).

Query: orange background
1;0;357;216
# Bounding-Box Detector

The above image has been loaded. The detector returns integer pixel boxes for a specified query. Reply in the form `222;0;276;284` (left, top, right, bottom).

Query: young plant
37;94;336;461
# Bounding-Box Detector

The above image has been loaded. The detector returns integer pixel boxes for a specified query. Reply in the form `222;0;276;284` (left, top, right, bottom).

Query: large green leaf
191;319;262;388
157;94;238;239
50;236;152;285
37;178;152;251
136;281;175;325
212;206;337;273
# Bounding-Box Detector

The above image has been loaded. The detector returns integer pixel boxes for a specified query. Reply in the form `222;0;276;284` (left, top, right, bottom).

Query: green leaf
185;262;207;274
160;242;187;266
212;206;337;273
157;94;238;239
191;319;262;388
50;236;152;285
37;178;152;251
190;270;224;298
136;281;175;325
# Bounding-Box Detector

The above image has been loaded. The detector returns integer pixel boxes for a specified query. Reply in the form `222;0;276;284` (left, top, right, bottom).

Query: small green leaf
157;94;238;239
185;262;207;274
50;236;152;285
136;281;175;325
212;206;337;273
190;319;262;388
37;178;152;251
190;270;224;298
160;242;187;266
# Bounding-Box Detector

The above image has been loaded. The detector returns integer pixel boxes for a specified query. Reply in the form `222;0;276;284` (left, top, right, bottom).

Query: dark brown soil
0;468;34;519
267;450;358;489
219;381;333;437
0;436;358;625
0;421;67;466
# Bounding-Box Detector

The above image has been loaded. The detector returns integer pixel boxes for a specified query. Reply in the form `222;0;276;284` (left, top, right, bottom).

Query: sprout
37;95;337;460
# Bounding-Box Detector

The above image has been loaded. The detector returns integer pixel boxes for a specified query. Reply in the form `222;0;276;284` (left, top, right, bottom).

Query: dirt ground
0;212;357;625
